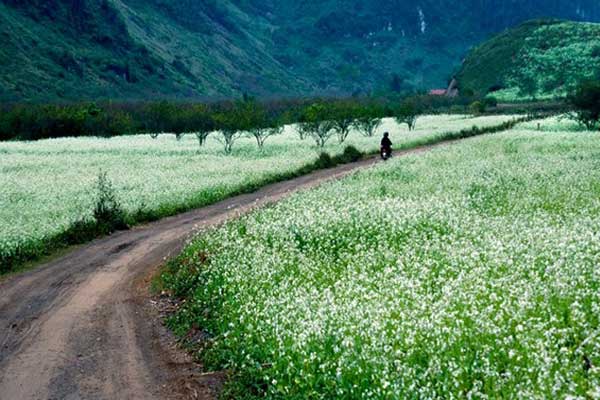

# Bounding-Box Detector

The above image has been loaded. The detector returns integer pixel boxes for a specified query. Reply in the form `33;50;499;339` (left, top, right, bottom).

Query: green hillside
457;19;600;101
1;1;600;101
0;0;313;101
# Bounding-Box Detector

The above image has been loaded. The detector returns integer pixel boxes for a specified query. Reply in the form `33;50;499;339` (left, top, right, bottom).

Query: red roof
429;89;447;96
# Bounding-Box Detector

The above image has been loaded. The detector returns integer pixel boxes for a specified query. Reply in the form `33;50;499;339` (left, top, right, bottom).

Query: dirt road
0;145;441;399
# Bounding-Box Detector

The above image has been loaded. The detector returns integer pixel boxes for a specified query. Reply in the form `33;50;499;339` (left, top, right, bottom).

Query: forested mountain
1;0;600;101
457;19;600;100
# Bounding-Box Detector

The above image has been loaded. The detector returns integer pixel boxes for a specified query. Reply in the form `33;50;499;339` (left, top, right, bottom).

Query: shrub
93;172;127;234
314;152;334;169
336;145;363;163
469;101;486;115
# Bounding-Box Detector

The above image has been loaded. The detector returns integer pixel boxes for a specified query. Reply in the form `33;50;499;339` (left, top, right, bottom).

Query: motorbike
380;146;392;161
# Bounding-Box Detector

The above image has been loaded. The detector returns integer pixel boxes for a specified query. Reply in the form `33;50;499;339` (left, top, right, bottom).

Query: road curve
0;144;443;399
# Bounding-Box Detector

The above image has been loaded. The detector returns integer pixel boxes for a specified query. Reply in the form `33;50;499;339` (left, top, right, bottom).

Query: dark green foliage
395;101;420;131
0;94;504;142
353;102;384;137
3;2;600;102
298;102;336;148
212;100;250;154
330;100;359;144
568;80;600;130
93;172;127;234
469;101;486;115
314;152;335;169
336;145;363;163
484;97;498;108
242;100;285;149
0;103;135;140
457;20;600;99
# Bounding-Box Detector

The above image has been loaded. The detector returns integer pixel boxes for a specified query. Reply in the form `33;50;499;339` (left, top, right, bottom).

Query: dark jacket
381;137;392;149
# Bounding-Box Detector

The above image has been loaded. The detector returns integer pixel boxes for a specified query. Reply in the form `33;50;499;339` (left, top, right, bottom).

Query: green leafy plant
395;101;420;131
298;103;336;148
93;171;127;234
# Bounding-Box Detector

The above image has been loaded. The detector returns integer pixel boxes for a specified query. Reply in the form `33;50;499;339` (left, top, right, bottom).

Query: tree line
0;94;495;151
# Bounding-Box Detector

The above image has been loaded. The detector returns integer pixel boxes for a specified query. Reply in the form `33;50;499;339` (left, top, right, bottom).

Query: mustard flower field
0;114;515;271
162;118;600;399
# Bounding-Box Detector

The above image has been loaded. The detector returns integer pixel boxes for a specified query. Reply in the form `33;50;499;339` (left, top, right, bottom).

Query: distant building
429;78;460;97
429;89;447;96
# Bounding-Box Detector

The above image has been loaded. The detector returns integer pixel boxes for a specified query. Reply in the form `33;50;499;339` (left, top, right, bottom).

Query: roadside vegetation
0;114;521;274
160;117;600;399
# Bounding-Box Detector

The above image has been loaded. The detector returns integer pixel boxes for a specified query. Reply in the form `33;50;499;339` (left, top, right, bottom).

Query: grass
159;117;600;399
0;114;519;273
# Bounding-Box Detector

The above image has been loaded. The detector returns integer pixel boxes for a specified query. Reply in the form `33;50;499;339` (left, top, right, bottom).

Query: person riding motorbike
380;132;392;160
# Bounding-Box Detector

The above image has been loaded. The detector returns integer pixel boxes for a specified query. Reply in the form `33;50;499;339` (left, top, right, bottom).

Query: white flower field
162;118;600;399
0;114;515;271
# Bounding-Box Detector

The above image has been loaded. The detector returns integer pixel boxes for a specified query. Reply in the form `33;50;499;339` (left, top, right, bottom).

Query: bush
93;172;127;234
313;152;334;169
336;145;363;163
469;101;486;115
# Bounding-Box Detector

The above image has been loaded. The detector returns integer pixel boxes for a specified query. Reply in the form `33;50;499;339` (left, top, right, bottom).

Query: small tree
331;101;357;144
250;125;283;149
353;103;383;137
213;100;249;154
187;104;215;148
170;107;189;141
244;101;284;149
395;101;419;131
298;103;336;148
141;101;174;135
568;80;600;130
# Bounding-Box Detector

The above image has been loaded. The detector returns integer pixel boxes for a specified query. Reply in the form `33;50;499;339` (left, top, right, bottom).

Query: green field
0;114;517;272
161;118;600;398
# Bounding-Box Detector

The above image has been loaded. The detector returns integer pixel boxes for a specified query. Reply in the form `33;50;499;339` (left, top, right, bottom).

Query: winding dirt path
0;144;444;399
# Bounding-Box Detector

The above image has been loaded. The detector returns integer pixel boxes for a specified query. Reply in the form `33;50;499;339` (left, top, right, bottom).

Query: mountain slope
456;19;600;100
0;0;314;101
1;0;600;101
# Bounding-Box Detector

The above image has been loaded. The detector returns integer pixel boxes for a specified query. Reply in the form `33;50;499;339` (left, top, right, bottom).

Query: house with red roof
429;89;447;96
